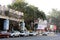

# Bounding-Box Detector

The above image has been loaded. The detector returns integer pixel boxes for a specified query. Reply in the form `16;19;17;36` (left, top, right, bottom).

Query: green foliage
49;9;60;29
49;9;60;18
15;0;24;2
8;1;27;12
8;1;46;30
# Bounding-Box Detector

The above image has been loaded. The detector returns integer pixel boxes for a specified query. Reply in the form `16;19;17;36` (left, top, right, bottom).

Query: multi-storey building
0;5;24;31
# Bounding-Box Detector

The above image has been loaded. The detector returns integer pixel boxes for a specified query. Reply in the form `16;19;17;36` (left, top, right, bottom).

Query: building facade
0;5;24;31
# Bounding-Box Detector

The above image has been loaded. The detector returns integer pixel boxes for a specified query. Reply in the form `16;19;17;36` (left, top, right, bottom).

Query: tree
15;0;24;2
8;0;46;30
8;1;27;12
48;9;60;32
49;9;60;18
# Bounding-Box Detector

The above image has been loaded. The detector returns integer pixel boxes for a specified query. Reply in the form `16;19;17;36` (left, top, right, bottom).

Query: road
0;35;60;40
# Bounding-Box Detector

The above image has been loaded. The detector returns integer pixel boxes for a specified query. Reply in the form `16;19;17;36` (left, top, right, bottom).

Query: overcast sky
0;0;12;5
25;0;60;15
0;0;60;15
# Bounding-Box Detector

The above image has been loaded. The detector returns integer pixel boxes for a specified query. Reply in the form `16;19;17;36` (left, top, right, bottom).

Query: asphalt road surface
0;35;60;40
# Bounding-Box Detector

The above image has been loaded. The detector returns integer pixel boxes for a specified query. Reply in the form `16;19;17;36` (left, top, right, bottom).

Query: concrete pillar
22;21;25;31
3;19;9;31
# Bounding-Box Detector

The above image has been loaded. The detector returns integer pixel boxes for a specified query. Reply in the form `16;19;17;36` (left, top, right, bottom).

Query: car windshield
20;31;24;33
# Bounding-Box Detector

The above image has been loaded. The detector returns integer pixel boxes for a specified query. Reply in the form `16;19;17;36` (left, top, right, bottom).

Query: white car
20;30;29;36
42;32;55;36
29;31;38;36
9;31;20;37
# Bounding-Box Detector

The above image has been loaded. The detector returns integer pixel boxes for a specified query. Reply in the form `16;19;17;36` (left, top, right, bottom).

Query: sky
25;0;60;15
0;0;60;15
0;0;12;5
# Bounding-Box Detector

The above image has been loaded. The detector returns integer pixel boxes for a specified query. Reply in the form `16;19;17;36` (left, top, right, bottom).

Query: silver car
9;31;20;37
29;31;38;36
42;32;55;36
20;30;29;37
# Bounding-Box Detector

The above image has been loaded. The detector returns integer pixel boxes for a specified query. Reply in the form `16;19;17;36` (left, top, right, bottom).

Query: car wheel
29;34;33;36
43;34;47;36
18;35;20;37
20;35;24;37
12;35;15;38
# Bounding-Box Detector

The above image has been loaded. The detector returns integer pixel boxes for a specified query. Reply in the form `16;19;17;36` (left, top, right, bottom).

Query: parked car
29;31;38;36
9;31;20;37
0;31;10;38
20;30;29;37
42;32;55;36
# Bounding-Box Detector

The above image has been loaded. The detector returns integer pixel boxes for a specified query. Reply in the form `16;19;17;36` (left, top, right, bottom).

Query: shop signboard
37;25;46;29
53;25;57;30
37;20;47;30
50;25;54;31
